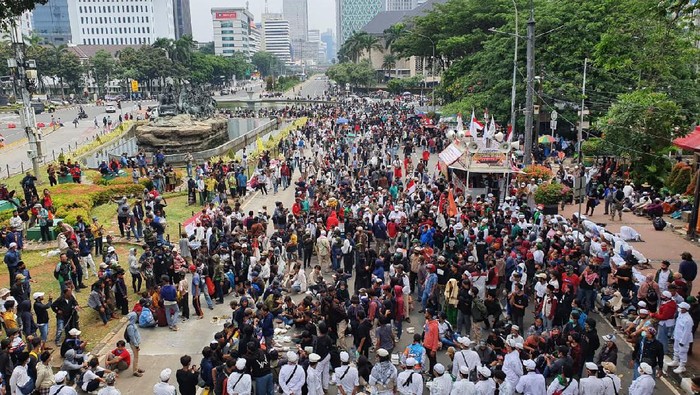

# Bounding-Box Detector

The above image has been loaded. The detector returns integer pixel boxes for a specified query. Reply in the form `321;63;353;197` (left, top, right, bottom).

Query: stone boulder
135;114;228;154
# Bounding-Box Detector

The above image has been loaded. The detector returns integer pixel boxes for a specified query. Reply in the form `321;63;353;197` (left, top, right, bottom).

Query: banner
183;212;202;236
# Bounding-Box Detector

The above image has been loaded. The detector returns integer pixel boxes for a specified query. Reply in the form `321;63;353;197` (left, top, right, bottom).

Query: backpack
472;298;488;322
653;217;666;231
646;286;658;302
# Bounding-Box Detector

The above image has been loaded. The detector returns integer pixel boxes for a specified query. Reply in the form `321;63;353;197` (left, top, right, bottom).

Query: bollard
6;164;9;178
52;150;56;161
20;162;24;173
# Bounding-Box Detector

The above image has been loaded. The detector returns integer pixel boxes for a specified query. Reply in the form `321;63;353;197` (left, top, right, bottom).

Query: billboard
215;12;237;19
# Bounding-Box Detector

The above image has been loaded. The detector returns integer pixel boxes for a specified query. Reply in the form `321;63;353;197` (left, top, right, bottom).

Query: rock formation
135;114;228;154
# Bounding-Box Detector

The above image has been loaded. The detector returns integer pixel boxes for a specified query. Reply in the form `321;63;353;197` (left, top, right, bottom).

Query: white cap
32;292;44;300
108;246;115;253
514;343;524;350
458;337;471;347
602;334;616;342
523;360;536;370
406;357;417;367
639;362;653;375
54;371;68;383
680;302;691;310
511;325;520;331
340;351;350;363
309;353;321;363
585;362;598;371
287;351;299;363
377;348;389;357
662;291;672;299
68;328;81;336
459;365;470;375
160;368;172;381
236;358;246;370
8;242;16;248
304;346;314;354
639;309;649;315
433;363;445;374
638;301;647;308
478;366;491;378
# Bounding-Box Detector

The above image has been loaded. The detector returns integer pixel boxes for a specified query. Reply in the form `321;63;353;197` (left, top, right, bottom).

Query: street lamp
407;31;436;113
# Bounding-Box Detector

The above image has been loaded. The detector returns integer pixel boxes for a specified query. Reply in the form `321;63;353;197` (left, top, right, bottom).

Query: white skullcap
459;365;470;375
406;357;417;367
478;366;491;377
340;351;350;362
236;358;246;370
639;362;653;374
523;360;536;370
287;351;298;363
160;368;172;381
433;363;445;374
585;362;598;371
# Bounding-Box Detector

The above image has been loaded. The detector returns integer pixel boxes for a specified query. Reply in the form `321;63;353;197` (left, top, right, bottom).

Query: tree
0;1;48;26
57;52;84;94
89;50;116;97
598;90;685;185
338;31;364;63
326;61;375;89
381;54;397;80
198;42;215;55
358;33;382;68
252;51;284;77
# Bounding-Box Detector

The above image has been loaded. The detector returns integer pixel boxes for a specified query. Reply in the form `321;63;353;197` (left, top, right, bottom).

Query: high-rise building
262;14;291;64
211;8;255;60
31;0;71;44
304;29;321;65
173;0;192;39
67;0;175;46
336;0;383;48
283;0;308;62
251;23;263;54
320;29;336;62
385;0;419;11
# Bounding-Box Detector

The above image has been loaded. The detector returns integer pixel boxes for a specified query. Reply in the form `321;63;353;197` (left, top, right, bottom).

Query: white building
385;0;419;11
262;14;291;64
67;0;175;45
211;7;255;60
251;23;262;54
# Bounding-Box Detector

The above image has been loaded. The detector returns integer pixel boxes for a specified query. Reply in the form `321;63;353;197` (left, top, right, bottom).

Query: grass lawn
0;245;142;349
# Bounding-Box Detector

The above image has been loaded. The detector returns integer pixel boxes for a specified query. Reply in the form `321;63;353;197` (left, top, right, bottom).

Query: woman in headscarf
341;239;354;274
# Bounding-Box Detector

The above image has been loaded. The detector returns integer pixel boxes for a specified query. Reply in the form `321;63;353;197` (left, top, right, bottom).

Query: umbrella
36;122;45;128
7;123;16;129
538;135;556;144
336;117;349;125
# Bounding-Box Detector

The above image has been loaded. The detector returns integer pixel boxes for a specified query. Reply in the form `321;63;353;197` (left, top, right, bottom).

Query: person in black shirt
176;355;199;395
244;341;274;395
615;261;634;298
33;292;52;348
508;283;528;330
355;310;372;357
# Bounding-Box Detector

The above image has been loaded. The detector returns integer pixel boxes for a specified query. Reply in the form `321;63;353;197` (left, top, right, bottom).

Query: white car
105;104;116;113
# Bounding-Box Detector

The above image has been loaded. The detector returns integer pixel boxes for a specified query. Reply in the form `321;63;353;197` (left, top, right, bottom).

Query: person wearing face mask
667;301;694;373
628;362;655;395
631;326;663;379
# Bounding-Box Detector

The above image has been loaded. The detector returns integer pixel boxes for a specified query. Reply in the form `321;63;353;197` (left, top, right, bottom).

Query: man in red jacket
423;309;440;377
651;290;677;354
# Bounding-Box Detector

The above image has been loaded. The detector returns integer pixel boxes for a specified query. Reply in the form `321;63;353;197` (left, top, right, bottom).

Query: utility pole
523;0;535;165
576;58;588;223
9;18;42;182
509;0;519;146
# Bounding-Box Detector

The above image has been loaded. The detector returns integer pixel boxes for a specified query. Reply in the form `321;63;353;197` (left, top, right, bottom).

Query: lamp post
408;31;436;113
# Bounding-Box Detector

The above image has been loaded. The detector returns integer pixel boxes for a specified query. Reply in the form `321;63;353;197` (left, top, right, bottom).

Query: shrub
534;182;569;205
517;164;554;183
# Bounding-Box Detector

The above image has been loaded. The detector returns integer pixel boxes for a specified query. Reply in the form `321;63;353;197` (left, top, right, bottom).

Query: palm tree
152;38;175;60
383;24;406;51
358;33;382;68
382;54;398;81
339;32;364;63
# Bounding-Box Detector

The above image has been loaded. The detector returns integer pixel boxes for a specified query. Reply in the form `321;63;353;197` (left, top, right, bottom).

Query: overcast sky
191;0;336;42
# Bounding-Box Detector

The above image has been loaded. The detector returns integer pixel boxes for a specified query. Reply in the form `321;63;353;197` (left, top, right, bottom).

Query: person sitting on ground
138;301;157;328
105;340;131;373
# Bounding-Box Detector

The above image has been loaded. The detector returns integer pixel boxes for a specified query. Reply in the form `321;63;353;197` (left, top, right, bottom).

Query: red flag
447;190;458;217
405;179;416;195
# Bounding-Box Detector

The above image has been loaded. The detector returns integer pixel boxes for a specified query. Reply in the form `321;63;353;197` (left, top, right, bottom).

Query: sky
190;0;336;42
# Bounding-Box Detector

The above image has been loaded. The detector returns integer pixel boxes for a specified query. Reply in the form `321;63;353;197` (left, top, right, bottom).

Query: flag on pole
256;136;264;152
447;190;458;217
483;116;496;144
469;109;484;137
506;124;514;143
405;179;417;195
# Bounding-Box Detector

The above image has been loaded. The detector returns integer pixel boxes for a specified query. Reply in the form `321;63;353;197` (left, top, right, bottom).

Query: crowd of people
0;97;698;395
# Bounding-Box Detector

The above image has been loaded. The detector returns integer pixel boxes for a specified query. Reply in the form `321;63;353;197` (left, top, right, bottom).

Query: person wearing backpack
211;359;235;395
125;312;145;377
638;275;661;313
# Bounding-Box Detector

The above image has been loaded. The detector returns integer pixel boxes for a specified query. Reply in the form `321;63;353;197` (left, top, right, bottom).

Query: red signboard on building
216;12;237;19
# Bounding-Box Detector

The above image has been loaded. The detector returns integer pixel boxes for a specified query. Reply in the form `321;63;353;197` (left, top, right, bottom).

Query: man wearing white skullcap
332;351;359;395
49;371;77;395
427;363;452;395
503;339;523;389
307;353;324;395
475;366;496;395
451;365;476;395
579;362;605;395
629;362;655;395
153;368;176;395
668;301;694;373
316;230;331;271
515;360;545;395
452;337;480;380
369;349;397;395
278;352;305;395
227;359;251;395
396;358;423;395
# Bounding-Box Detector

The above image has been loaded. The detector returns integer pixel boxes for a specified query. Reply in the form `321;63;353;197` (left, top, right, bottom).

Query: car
105;104;116;113
220;89;230;95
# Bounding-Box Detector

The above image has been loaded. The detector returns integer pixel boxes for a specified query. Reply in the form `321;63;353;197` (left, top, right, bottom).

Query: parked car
221;88;230;95
105;104;116;113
